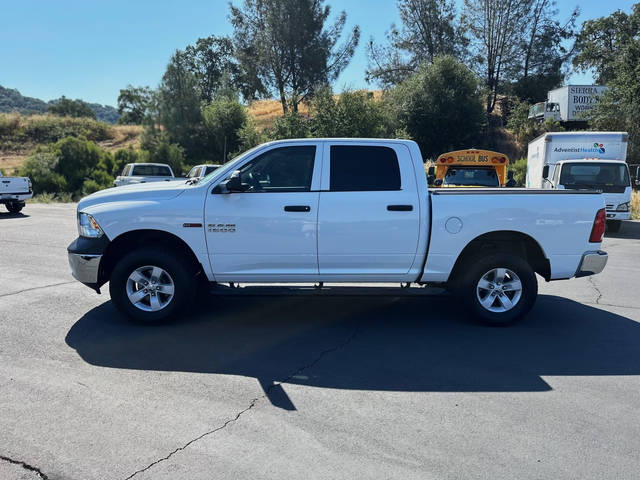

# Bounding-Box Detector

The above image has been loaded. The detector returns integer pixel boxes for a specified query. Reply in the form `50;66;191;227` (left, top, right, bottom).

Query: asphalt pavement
1;203;639;480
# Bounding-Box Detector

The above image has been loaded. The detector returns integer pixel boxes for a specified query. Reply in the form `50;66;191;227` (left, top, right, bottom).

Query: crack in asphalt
0;454;48;479
0;281;76;299
122;324;360;480
587;276;603;304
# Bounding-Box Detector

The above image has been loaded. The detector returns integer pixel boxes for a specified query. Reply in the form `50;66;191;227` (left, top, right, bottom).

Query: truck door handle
284;205;311;212
387;205;413;211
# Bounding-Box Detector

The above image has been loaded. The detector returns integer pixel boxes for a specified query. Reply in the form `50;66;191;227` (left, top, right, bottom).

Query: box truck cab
428;149;515;188
527;132;631;232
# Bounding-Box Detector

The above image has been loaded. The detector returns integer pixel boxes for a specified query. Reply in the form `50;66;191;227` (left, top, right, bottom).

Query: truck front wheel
109;247;197;324
457;253;537;326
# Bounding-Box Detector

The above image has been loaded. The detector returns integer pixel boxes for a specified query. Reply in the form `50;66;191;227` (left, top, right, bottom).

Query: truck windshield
559;163;630;193
443;167;499;187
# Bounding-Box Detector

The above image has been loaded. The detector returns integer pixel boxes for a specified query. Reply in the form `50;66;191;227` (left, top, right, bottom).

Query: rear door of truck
317;141;421;278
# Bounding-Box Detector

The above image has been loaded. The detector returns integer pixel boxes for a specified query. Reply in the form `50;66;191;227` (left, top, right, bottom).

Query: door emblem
208;223;236;232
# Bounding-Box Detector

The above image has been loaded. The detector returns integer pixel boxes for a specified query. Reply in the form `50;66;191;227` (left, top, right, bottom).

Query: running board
209;283;448;297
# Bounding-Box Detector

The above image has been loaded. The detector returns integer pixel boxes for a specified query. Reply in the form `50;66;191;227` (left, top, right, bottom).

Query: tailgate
0;177;30;195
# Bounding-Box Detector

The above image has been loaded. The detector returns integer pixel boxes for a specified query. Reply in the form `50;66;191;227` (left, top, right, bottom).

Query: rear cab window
132;165;172;177
329;145;401;191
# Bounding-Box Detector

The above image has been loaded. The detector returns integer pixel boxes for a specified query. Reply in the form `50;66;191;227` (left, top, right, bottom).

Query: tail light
589;208;606;243
439;158;446;163
499;157;506;163
447;157;454;163
491;157;498;164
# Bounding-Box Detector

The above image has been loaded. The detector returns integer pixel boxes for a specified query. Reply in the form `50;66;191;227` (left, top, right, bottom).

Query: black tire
109;247;197;324
6;202;23;214
456;253;537;326
606;220;622;233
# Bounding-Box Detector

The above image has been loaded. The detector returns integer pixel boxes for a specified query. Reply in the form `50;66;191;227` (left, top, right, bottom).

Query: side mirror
427;166;435;176
213;170;244;194
507;170;514;180
434;179;443;187
542;165;549;179
427;175;435;186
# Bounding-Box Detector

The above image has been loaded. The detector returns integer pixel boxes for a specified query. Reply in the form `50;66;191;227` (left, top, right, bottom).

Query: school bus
427;149;514;187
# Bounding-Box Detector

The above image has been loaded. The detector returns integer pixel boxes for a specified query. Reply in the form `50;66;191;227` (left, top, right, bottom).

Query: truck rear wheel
6;202;24;214
109;247;197;324
457;253;537;326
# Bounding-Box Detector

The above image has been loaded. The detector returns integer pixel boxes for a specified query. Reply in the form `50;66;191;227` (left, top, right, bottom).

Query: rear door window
330;146;401;191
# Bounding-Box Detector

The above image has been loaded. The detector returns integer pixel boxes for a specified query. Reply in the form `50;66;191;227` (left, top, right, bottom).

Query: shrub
510;157;528;187
310;88;391;138
21;115;113;143
202;98;248;162
270;112;311;140
20;150;68;194
389;56;485;159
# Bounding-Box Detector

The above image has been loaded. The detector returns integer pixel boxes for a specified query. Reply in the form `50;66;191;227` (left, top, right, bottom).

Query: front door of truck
317;143;421;278
205;143;322;281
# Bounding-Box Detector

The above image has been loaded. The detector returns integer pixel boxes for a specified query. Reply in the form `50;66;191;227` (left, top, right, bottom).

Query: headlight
616;202;630;212
78;212;104;238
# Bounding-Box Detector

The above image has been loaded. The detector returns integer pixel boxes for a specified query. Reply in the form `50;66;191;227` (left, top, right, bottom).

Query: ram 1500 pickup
68;139;609;325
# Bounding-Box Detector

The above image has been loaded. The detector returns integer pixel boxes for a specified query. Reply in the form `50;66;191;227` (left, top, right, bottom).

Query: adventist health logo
553;143;606;154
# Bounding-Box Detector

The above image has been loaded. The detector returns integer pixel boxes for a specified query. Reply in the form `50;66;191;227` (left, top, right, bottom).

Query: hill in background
0;85;120;123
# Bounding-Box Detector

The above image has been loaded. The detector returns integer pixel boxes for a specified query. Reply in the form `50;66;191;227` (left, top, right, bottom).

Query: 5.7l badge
208;223;236;233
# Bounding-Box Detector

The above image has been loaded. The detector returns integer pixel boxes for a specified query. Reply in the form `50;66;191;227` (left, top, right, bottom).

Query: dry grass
0;113;143;173
247;90;383;131
632;190;640;220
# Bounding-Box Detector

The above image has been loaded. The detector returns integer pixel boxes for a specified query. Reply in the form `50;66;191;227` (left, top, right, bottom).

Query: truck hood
78;180;188;211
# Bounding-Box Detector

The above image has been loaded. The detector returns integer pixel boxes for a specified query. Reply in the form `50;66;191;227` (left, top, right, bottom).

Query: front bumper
67;236;110;291
68;253;102;284
605;211;630;220
575;250;608;278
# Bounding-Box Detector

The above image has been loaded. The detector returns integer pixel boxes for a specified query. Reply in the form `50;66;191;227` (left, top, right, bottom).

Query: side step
209;283;448;297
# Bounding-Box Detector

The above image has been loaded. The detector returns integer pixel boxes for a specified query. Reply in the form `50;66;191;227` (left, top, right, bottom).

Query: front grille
606;204;614;210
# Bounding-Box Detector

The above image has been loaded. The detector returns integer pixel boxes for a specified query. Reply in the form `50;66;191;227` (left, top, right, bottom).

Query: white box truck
528;85;607;123
526;131;632;232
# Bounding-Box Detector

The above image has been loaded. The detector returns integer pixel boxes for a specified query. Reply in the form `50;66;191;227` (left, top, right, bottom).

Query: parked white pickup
68;139;609;326
113;163;175;187
0;171;32;213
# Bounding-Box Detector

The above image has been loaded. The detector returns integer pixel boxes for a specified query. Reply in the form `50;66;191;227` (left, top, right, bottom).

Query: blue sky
1;0;636;106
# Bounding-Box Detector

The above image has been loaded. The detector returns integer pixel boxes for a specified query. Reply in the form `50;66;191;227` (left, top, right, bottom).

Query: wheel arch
447;230;550;287
98;229;204;286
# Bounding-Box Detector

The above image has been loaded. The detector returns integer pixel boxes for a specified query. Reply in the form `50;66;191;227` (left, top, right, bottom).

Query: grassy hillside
0;113;141;174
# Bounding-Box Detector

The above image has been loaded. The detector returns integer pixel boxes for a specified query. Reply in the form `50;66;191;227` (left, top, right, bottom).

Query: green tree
19;150;67;194
202;98;249;162
462;0;532;115
573;4;640;84
155;51;206;160
182;35;256;102
47;96;96;119
389;56;484;159
230;0;360;113
367;0;466;87
117;85;154;125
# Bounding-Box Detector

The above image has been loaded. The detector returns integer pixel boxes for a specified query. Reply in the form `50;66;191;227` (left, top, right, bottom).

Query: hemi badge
182;223;202;228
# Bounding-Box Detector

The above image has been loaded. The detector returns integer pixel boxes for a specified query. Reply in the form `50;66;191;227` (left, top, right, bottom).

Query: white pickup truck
0;171;32;213
68;139;609;326
113;163;175;187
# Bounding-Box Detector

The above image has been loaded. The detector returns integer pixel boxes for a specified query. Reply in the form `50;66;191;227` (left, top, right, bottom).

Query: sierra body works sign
548;85;608;121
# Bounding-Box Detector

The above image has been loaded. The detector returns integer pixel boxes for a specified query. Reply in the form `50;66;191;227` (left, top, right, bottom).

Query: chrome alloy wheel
476;268;522;313
126;265;175;312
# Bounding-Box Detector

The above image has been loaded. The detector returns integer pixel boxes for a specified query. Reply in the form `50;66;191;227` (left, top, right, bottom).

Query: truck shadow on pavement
66;294;640;410
0;212;29;219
